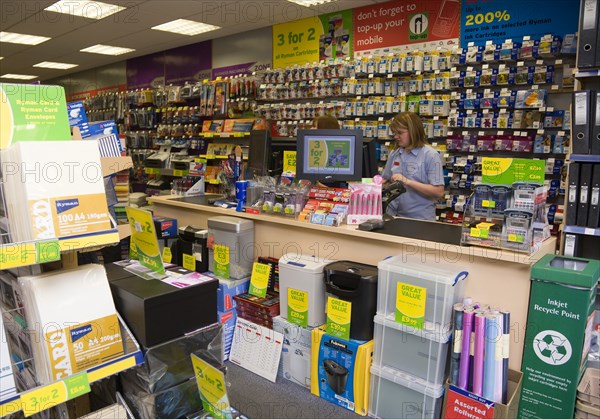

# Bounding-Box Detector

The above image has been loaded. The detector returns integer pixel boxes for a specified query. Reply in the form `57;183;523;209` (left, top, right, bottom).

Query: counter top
149;194;556;266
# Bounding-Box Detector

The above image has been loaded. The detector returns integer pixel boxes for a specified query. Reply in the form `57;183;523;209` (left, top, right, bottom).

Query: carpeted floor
225;362;364;419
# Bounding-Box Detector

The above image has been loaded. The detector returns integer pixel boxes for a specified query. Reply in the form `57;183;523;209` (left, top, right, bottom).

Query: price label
173;169;186;177
288;288;308;327
395;282;427;329
191;354;231;419
144;167;159;175
283;150;296;173
249;262;271;298
162;247;173;263
183;253;195;271
21;373;89;417
213;245;230;278
326;297;351;340
203;132;214;138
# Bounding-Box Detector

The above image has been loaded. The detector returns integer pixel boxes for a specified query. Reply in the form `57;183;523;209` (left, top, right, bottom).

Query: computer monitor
296;129;363;183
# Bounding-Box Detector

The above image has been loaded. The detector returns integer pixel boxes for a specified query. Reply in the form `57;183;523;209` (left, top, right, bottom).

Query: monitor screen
296;129;363;182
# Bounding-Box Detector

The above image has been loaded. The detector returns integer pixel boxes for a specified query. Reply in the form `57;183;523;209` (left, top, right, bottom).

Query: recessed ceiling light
44;0;126;20
80;44;135;56
285;0;339;6
0;57;3;60
1;74;38;80
34;61;78;70
0;32;51;45
151;19;220;36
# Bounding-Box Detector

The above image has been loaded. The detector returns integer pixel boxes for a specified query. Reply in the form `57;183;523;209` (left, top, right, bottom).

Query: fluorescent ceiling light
1;74;38;80
285;0;339;6
152;19;220;36
80;44;135;56
0;57;3;60
34;61;78;70
44;0;126;19
0;32;50;45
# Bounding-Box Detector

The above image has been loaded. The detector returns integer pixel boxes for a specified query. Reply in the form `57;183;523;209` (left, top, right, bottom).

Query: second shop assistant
382;112;445;220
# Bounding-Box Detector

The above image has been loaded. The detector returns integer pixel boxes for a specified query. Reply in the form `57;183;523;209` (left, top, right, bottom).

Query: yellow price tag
395;282;427;329
173;169;186;177
191;353;231;418
204;133;214;138
21;373;89;417
162;247;173;263
470;227;481;238
249;262;271;298
283;151;297;173
326;297;352;340
183;253;196;271
213;245;230;278
145;167;159;175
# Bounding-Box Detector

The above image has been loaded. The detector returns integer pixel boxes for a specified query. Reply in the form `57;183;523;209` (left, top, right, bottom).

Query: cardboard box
442;369;523;419
204;273;250;312
153;217;178;239
311;327;373;416
273;316;314;389
218;309;237;362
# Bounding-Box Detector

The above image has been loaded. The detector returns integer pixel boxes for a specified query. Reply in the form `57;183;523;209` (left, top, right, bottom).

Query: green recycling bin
518;254;600;419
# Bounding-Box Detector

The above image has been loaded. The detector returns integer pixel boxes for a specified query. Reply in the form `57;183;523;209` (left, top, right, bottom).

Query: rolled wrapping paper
458;308;475;389
494;313;504;403
449;303;464;385
472;313;486;396
483;315;498;401
501;311;511;404
469;309;486;391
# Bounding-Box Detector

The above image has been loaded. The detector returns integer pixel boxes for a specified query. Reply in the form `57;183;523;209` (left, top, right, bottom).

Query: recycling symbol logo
532;330;572;365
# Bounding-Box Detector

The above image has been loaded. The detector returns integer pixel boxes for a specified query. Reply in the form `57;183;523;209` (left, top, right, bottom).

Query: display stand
0;84;144;417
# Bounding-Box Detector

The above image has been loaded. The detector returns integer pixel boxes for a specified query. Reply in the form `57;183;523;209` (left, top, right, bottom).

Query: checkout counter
148;194;557;371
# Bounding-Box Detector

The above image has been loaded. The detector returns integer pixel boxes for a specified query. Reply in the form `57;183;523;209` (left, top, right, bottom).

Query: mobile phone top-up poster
353;0;460;57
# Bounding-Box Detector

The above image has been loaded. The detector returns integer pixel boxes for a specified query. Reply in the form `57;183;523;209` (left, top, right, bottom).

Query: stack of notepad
19;264;124;384
1;141;112;242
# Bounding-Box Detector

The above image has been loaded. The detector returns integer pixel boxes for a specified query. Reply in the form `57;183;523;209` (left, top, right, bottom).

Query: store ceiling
0;0;389;82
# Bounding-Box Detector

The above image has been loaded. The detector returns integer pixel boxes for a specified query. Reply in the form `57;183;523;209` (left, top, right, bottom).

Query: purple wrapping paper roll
473;313;486;396
458;308;475;389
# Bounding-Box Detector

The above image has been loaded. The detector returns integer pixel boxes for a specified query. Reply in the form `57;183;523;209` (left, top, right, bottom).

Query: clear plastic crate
377;255;468;329
369;364;444;419
373;314;451;387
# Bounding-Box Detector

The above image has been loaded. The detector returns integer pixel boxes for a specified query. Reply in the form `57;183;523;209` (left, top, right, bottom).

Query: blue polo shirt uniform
382;145;444;220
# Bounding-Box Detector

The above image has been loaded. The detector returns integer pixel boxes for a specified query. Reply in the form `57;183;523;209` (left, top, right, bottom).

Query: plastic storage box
377;255;468;328
279;254;333;327
369;364;444;419
208;216;254;279
372;314;451;386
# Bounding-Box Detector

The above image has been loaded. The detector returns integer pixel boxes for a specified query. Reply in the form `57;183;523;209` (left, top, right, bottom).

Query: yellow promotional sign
183;253;196;271
283;151;297;173
162;247;173;263
288;288;308;327
191;353;231;419
396;282;427;329
21;372;90;417
213;244;230;278
273;17;323;68
126;207;165;275
249;262;271;298
326;297;351;340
